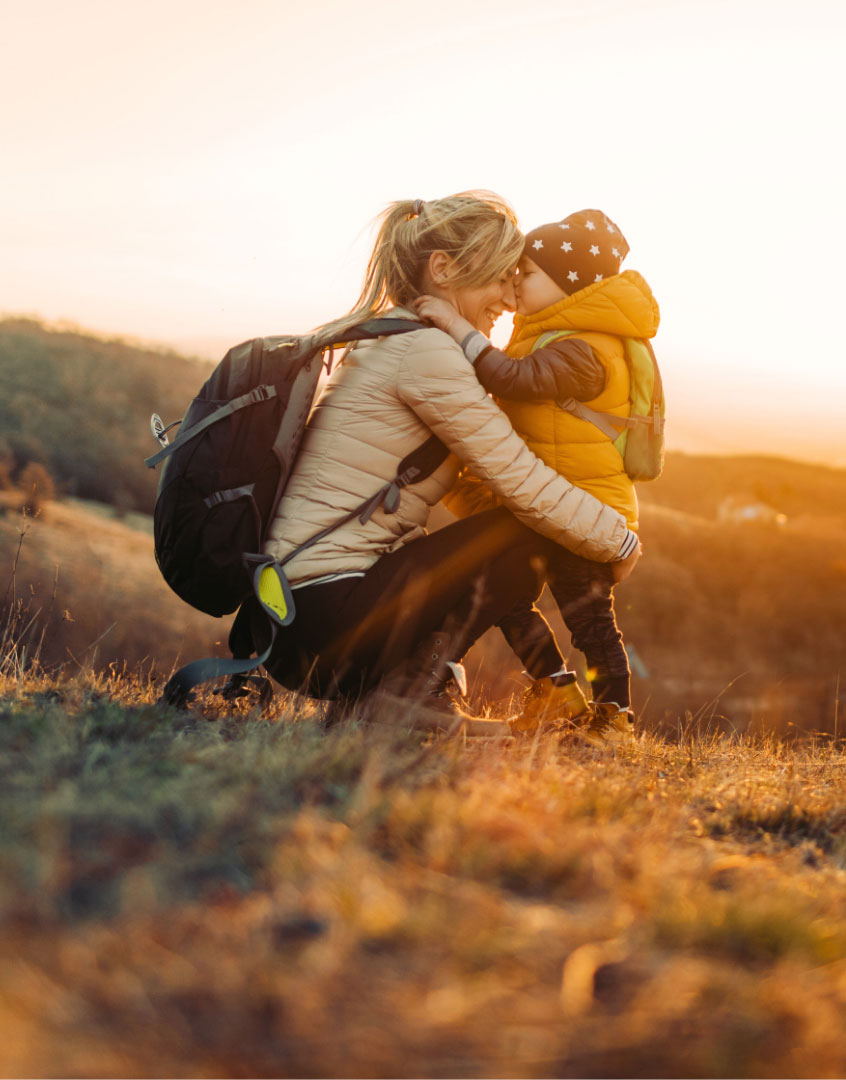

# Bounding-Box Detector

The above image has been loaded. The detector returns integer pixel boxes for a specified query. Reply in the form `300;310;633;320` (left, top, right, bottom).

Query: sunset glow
4;0;846;465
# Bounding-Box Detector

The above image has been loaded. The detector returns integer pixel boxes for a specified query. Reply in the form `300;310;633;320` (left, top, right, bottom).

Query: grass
3;669;846;1077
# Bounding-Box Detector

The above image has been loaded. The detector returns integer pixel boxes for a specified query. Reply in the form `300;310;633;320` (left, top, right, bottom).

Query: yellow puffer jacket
503;270;660;530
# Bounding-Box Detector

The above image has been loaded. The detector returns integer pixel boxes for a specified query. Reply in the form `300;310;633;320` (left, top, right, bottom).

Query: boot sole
580;726;635;748
366;693;512;738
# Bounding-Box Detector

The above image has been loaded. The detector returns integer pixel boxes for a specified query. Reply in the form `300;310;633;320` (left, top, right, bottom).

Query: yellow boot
510;674;590;735
582;701;636;747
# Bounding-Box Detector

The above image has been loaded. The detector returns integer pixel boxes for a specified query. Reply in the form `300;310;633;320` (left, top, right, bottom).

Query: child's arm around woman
412;295;604;402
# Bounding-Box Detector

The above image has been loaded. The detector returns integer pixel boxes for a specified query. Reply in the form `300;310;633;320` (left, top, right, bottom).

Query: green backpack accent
534;329;665;481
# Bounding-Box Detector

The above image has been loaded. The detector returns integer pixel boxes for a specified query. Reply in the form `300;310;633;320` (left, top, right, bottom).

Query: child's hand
412;295;463;336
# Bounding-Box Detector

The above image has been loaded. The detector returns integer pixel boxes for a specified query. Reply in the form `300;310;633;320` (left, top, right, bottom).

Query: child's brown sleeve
474;337;605;402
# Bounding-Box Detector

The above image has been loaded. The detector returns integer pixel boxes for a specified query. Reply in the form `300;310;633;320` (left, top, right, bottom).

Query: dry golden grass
2;668;846;1078
0;498;222;674
1;475;844;1076
4;482;845;738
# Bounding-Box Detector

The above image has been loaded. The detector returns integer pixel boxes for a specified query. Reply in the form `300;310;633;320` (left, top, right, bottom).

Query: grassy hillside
0;318;214;514
2;673;846;1078
2;486;844;738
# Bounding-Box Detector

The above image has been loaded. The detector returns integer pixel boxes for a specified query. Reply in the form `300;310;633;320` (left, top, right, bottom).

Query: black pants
499;551;630;706
264;507;563;699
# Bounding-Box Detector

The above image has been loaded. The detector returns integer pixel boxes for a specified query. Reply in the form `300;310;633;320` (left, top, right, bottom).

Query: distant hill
638;451;846;522
0;318;215;514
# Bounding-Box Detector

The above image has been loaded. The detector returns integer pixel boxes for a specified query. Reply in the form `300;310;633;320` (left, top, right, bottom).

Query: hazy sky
4;0;846;465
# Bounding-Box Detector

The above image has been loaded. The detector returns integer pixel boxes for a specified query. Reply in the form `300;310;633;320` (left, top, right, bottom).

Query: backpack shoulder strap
534;329;579;350
353;317;427;338
625;337;664;436
277;433;449;570
356;434;449;522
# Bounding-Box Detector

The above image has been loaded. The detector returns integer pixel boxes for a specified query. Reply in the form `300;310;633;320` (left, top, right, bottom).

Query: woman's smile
453;273;516;334
483;306;503;332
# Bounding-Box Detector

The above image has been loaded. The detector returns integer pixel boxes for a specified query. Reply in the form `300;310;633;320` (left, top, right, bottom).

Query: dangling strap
161;628;278;708
161;558;294;707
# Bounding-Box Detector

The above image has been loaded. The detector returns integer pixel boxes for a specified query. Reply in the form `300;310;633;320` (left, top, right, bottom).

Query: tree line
0;318;214;515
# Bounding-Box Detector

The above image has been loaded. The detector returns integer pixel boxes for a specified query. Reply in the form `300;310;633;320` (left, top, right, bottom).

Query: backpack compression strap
145;384;277;469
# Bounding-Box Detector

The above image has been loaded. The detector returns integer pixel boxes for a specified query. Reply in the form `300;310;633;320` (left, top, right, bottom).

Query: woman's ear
427;250;454;287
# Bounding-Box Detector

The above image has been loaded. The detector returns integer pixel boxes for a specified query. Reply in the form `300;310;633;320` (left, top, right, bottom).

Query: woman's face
451;270;518;336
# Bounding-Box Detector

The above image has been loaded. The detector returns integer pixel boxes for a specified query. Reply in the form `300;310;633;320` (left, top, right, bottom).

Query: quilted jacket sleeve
474;337;605;402
397;329;631;562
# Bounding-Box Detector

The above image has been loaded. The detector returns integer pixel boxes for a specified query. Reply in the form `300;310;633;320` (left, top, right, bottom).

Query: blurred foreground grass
2;671;846;1078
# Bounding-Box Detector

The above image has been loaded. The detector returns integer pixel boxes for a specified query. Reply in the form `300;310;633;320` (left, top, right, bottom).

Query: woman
262;192;639;724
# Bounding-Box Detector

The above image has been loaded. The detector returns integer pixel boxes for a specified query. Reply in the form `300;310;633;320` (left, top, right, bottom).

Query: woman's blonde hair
313;190;523;343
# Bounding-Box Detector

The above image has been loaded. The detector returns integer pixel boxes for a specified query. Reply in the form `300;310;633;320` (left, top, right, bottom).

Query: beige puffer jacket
263;311;631;586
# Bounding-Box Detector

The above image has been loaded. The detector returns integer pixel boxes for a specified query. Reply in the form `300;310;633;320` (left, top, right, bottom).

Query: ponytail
311;191;522;345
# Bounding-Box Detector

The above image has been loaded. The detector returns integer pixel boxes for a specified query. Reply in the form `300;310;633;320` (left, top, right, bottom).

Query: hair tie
412;199;425;217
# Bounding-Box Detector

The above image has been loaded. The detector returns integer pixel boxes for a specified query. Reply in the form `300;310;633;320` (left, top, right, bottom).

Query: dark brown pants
499;552;630;706
265;507;564;699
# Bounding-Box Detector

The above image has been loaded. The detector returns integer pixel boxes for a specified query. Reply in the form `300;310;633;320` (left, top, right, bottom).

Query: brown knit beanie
523;209;630;296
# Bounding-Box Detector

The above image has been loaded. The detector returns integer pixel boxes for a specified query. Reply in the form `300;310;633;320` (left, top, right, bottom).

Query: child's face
515;256;568;315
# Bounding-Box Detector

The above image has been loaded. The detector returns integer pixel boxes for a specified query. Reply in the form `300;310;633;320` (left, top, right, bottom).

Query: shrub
19;462;55;516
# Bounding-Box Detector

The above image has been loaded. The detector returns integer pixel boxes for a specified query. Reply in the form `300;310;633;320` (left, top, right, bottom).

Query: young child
413;208;660;743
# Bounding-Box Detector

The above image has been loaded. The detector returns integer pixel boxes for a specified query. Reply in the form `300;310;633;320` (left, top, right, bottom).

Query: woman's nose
502;277;517;311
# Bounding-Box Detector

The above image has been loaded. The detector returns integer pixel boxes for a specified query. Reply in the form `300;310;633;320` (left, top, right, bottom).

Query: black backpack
146;319;448;706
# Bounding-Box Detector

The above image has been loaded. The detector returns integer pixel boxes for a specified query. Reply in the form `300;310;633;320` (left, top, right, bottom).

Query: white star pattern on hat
611;248;620;257
567;270;579;282
532;239;544;250
590;245;600;255
584;220;596;230
561;241;572;252
606;221;616;233
595;274;603;282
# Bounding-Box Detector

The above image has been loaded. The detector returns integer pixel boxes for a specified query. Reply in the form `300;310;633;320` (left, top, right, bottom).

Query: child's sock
591;674;631;708
545;668;580;688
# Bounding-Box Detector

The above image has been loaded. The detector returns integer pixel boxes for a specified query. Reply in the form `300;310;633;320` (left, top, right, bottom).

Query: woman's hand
412;295;466;338
612;541;642;583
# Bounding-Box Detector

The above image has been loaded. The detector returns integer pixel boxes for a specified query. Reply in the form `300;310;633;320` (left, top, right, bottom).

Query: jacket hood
510;269;660;346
